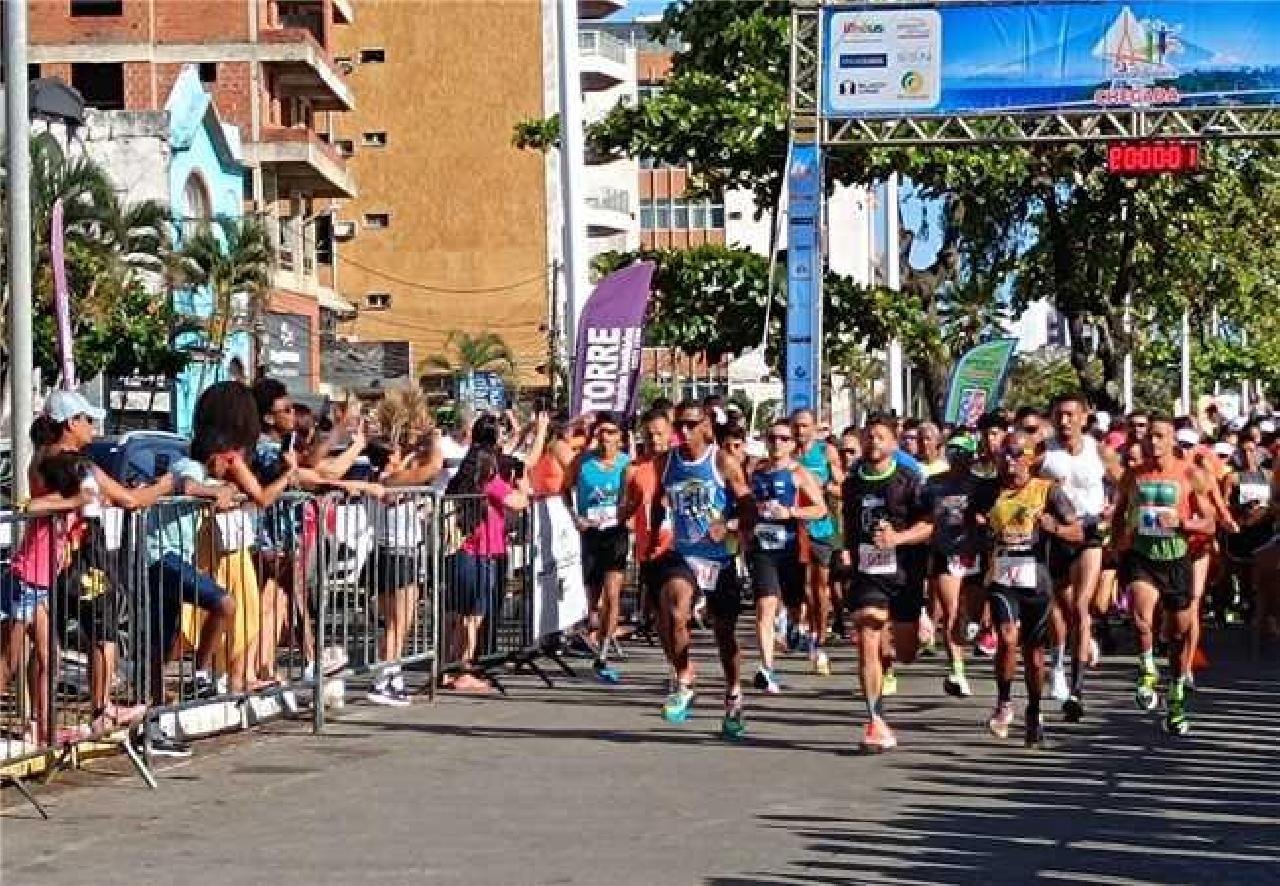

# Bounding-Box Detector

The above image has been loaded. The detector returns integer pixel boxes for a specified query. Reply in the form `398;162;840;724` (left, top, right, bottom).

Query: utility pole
1180;307;1192;417
555;0;589;395
884;174;904;416
6;0;34;501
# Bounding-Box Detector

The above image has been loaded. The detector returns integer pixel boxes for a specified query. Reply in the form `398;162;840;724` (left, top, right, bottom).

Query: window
315;215;334;265
672;201;689;229
639;156;655;170
71;63;124;110
361;131;388;148
639;201;655;231
182;173;212;241
710;203;725;228
359;48;386;64
366;292;392;310
335;139;354;157
70;0;123;16
28;64;41;81
363;212;390;230
655;202;670;229
637;83;663;102
690;202;707;229
198;63;218;84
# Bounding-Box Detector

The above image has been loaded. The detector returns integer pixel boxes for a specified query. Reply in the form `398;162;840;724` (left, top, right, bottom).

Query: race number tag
586;505;618;530
947;553;980;577
857;543;897;576
1137;505;1176;538
995;554;1038;589
754;523;788;551
1239;483;1271;508
685;557;724;592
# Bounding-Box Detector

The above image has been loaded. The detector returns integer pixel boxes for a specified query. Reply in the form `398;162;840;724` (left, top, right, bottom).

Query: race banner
572;261;654;418
944;338;1019;427
531;496;589;640
52;198;76;389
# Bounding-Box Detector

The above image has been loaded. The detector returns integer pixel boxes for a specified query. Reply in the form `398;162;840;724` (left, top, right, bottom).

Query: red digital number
1107;141;1199;175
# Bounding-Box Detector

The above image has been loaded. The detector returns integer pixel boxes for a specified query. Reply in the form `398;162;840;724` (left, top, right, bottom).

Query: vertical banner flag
51;198;77;389
572;261;654;418
786;142;823;415
944;338;1019;427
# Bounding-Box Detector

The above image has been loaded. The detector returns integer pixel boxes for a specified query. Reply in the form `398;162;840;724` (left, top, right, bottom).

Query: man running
1112;416;1216;736
842;417;932;752
1040;393;1109;720
792;408;844;675
923;433;985;698
622;408;674;675
969;413;1006;658
748;420;828;694
651;401;755;739
985;430;1082;748
567;412;631;683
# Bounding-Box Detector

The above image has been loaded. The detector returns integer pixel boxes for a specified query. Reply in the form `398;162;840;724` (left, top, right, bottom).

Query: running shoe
988;702;1014;739
1134;670;1159;712
976;630;998;658
1024;711;1046;749
593;661;622;684
882;669;898;696
1049;667;1070;702
812;650;831;677
860;718;897;753
1062;694;1085;723
1166;688;1191;736
366;683;411;707
661;687;695;724
721;695;747;741
753;667;781;695
943;673;972;698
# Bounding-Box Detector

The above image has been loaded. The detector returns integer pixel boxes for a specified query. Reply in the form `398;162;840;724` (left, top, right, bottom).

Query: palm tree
172;215;274;392
420;330;517;386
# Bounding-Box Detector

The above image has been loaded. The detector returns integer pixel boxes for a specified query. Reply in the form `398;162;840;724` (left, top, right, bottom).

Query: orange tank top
529;451;567;498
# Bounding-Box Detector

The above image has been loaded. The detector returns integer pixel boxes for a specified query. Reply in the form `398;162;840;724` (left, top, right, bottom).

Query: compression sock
865;695;884;721
997;678;1013;705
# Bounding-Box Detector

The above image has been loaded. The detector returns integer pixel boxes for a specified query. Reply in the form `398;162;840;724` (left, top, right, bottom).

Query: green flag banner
944;338;1019;427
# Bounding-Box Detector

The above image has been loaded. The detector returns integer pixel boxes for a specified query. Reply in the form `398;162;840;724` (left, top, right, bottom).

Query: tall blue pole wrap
785;142;823;415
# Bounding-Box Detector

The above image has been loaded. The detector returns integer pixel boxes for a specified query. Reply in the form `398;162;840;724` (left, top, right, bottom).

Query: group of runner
557;394;1278;752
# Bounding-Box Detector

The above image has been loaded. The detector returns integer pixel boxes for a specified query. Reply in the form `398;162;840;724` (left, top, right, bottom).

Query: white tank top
1040;436;1106;518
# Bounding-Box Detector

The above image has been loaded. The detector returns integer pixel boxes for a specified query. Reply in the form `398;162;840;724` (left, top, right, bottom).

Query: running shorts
988;583;1052;644
748;549;805;609
1121;552;1192;612
649;551;742;621
808;535;838;569
846;573;924;624
581;526;630;587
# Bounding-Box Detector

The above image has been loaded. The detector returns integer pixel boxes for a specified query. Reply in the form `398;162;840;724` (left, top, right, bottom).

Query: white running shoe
943;673;972;698
988;702;1014;739
1049;667;1070;702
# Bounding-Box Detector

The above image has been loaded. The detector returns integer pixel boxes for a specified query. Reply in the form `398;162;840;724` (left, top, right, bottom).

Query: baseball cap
1175;428;1200;447
44;390;105;423
1212;441;1235;459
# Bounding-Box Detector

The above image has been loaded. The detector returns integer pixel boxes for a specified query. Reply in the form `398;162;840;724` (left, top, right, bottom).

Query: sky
606;0;669;23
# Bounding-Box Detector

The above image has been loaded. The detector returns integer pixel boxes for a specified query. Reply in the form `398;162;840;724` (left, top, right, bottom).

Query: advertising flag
572;262;654;418
944;338;1019;427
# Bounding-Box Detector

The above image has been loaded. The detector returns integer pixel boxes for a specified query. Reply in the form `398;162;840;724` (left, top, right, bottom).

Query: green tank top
1130;473;1190;561
798;440;836;540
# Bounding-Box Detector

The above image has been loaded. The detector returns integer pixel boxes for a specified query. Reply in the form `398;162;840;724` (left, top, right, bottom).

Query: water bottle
80;468;102;520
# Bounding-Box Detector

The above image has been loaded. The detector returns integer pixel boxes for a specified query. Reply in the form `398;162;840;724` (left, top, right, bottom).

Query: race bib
995;554;1038;589
586;505;618;530
1239;484;1271;508
947;553;980;577
754;523;789;551
858;543;897;576
1138;505;1176;538
685;557;724;592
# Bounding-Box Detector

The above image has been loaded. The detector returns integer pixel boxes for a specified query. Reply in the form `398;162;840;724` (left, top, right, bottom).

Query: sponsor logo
839;53;888;69
842;19;885;36
900;70;926;96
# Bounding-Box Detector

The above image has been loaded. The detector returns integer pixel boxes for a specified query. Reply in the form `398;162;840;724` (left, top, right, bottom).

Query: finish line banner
944;338;1019;428
823;2;1280;117
572;262;654;419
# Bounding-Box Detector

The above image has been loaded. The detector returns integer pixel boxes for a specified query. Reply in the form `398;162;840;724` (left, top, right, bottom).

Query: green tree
421;330;518;386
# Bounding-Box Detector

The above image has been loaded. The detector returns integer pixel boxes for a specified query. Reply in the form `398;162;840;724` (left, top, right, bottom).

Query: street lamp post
5;0;35;501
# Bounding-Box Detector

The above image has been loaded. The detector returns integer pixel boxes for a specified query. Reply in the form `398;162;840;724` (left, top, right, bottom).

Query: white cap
1212;441;1235;459
43;390;106;423
1094;410;1111;429
1228;417;1247;431
1175;428;1200;447
1261;419;1277;434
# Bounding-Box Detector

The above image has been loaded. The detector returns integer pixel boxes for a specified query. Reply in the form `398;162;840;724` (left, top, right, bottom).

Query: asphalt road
3;626;1278;886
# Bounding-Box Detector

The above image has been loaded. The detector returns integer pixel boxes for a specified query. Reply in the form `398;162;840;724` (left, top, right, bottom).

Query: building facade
29;0;358;394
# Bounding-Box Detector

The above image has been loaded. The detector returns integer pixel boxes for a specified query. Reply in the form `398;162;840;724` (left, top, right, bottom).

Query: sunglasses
1020;424;1040;434
596;426;621;435
674;418;704;430
767;433;793;443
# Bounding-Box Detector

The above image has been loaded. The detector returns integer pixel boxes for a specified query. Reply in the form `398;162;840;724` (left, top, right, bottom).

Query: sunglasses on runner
674;417;704;431
767;433;793;443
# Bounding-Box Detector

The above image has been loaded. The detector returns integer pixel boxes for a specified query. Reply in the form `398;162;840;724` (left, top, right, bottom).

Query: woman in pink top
443;419;532;692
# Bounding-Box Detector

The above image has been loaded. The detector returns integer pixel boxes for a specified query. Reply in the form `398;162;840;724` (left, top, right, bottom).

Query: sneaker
366;683;411;707
1135;670;1159;712
661;687;695;724
1049;667;1070;702
753;667;781;695
1063;694;1085;723
1166;689;1191;736
988;702;1014;739
319;646;349;677
976;630;998;658
860;718;897;753
721;695;747;741
593;661;622;685
943;673;972;698
919;639;939;658
812;650;831;677
881;669;898;696
1024;710;1046;749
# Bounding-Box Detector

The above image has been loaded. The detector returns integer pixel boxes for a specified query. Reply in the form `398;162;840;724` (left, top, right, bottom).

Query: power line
336;253;549;295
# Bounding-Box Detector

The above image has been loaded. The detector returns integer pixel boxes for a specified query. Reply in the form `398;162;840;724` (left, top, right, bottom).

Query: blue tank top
662;445;731;562
798;440;837;540
576;451;630;527
751;465;800;552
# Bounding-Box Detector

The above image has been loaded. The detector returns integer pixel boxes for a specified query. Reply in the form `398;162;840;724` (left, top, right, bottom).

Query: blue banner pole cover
786;142;823;415
944;338;1020;427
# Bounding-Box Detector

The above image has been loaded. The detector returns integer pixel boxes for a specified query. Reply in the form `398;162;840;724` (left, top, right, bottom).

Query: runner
747;420;828;695
792;408;844;675
984;429;1082;748
969;413;1006;659
567;411;632;684
651;401;756;739
1040;392;1109;720
918;422;949;478
1223;435;1274;625
842;416;932;752
923;433;984;698
621;408;675;680
1112;416;1216;735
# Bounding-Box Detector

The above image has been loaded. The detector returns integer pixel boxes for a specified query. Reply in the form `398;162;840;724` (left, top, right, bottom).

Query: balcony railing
586;187;631;215
578;29;627;65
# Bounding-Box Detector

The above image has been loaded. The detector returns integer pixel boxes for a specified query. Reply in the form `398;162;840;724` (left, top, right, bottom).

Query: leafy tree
421;330;518;386
1004;350;1079;412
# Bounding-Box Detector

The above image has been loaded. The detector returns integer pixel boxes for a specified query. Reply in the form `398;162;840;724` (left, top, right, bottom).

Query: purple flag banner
572;262;654;419
51;198;77;389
